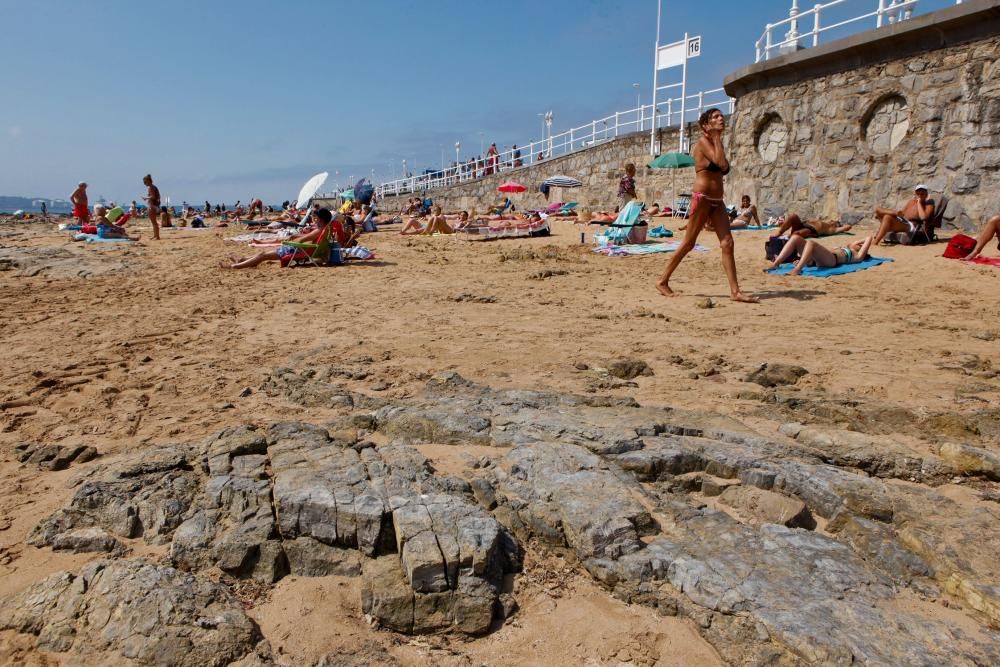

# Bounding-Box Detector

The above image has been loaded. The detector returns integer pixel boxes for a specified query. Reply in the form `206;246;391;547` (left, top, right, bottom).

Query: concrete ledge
724;0;1000;98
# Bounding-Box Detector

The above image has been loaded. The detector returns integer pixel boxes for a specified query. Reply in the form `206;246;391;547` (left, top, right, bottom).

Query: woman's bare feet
655;281;676;297
731;291;760;303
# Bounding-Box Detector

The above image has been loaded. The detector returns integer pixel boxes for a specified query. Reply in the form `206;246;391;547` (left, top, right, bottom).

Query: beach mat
593;241;709;257
768;256;892;276
73;233;134;243
732;224;779;232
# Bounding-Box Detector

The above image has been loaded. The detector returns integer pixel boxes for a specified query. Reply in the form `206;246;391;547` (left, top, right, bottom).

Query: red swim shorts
73;204;89;219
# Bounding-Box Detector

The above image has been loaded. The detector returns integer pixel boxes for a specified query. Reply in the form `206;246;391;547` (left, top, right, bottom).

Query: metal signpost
650;1;701;154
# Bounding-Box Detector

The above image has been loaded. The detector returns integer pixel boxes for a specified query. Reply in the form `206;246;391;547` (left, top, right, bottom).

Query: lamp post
544;111;553;156
633;83;641;130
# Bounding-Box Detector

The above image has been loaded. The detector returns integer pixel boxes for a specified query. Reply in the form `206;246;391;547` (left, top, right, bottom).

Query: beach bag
627;221;648;244
343;245;373;260
766;237;799;261
943;233;976;259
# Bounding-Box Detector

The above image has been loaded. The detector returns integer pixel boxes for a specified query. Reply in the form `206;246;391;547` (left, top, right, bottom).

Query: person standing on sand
71;182;89;224
40;201;48;220
655;108;758;303
142;174;161;240
618;163;637;208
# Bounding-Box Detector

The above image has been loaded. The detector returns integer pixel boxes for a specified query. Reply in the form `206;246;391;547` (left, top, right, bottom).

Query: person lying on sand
764;234;873;275
872;185;935;245
773;213;853;239
588;211;617;224
93;206;141;241
220;208;332;269
961;213;1000;261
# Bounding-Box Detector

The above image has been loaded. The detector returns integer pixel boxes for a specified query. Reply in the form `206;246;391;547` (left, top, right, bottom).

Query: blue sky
0;0;958;204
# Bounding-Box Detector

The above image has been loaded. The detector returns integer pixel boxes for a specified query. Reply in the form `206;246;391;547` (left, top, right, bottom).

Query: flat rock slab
718;485;812;528
0;559;264;666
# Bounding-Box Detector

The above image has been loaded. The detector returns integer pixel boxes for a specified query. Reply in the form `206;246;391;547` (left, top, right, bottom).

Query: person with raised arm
655;108;757;303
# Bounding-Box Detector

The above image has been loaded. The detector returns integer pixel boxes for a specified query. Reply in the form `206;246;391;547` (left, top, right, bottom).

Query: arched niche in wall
755;113;788;164
861;94;909;155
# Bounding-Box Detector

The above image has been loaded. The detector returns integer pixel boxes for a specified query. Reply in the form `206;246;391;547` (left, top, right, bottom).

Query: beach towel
767;256;893;276
648;225;673;238
73;233;133;243
969;256;1000;267
593;241;709;257
732;224;779;232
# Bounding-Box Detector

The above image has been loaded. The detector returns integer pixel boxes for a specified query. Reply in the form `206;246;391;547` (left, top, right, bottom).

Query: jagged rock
496;441;1000;665
935;442;1000;480
29;444;201;547
48;527;126;555
283;537;361;577
606;358;654;380
14;442;98;470
779;423;951;483
718;485;813;528
700;476;740;497
0;559;264;666
746;363;808;387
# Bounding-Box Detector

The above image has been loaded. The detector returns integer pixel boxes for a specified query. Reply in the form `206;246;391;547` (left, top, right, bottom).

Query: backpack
765;237;798;262
943;233;976;259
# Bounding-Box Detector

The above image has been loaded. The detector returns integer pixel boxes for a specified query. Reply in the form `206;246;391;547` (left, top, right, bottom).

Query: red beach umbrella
498;182;527;193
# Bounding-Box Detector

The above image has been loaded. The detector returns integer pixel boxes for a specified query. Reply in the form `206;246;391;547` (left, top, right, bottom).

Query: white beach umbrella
296;172;328;209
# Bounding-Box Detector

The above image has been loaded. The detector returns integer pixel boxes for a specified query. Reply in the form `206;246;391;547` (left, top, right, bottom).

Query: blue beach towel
73;233;133;243
768;256;893;277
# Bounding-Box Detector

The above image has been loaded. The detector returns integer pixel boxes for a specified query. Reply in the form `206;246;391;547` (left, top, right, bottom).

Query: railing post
764;23;772;60
592;120;596;144
697;91;704;120
615;112;619;137
877;0;886;27
569;128;574;151
813;5;821;46
667;98;673;127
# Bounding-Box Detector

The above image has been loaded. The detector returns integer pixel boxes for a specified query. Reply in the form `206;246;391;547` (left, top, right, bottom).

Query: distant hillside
0;196;72;214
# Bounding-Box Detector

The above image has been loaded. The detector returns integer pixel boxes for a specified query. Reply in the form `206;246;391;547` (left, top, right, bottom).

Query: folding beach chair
605;201;643;244
672;194;691;218
557;202;578;215
280;223;334;267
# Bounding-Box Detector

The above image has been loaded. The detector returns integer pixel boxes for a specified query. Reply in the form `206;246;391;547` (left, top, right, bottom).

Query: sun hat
913;184;929;191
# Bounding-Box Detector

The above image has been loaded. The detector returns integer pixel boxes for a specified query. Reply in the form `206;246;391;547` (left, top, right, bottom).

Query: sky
0;0;959;204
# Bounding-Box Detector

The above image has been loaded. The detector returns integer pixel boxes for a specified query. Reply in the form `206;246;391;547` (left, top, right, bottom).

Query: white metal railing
755;0;964;63
366;87;733;199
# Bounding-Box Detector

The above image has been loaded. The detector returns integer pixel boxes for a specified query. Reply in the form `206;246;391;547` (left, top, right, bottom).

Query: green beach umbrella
648;152;695;212
340;189;355;201
647;152;694;169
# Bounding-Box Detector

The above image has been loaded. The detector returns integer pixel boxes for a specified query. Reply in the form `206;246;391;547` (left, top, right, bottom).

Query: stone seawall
367;1;998;230
724;0;1000;229
369;125;712;215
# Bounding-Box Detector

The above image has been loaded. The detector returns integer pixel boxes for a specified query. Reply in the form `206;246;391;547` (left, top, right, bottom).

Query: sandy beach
1;214;998;665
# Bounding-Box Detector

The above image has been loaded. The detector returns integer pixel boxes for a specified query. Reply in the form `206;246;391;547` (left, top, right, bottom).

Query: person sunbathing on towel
220;208;332;269
730;195;761;229
872;185;935;245
589;211;617;224
773;213;853;239
401;205;451;235
961;213;1000;261
764;235;873;275
94;205;140;241
453;211;472;230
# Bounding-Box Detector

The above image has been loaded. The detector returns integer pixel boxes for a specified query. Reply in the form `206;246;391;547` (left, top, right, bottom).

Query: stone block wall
724;7;1000;230
371;126;712;215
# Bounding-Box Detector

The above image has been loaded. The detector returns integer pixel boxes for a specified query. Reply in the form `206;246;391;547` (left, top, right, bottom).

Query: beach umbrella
498;182;526;193
648;152;695;212
296;171;329;209
340;189;355;201
541;175;582;188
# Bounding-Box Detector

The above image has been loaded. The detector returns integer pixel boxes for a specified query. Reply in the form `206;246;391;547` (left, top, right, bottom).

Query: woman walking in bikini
655;108;757;303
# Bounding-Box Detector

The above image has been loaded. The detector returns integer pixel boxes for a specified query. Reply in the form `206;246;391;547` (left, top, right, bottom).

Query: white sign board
657;35;701;70
687;36;702;58
656;41;686;70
